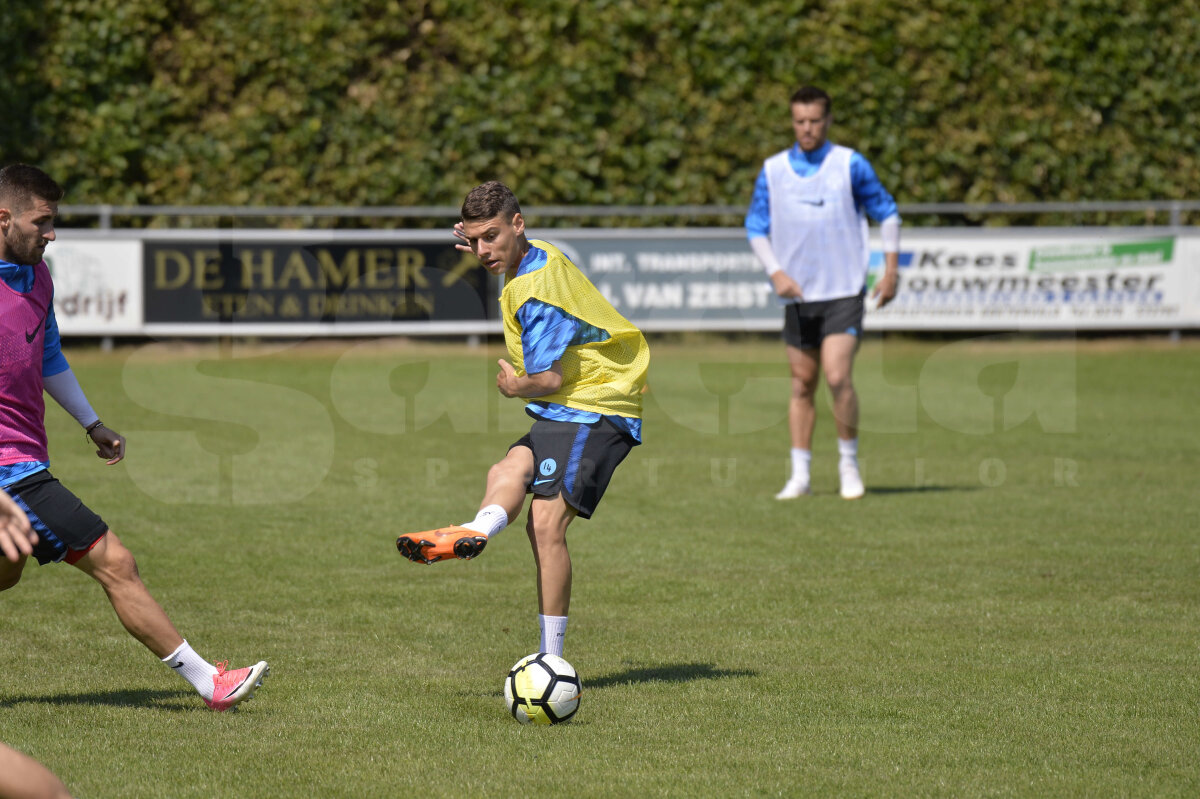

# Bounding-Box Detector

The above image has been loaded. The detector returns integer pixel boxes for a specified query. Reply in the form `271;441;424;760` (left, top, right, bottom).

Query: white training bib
765;144;869;302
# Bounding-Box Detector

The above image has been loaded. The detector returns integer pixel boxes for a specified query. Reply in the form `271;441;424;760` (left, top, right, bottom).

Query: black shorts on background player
782;291;865;349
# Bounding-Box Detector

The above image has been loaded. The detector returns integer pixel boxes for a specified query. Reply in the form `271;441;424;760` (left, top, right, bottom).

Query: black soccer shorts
4;470;109;565
782;290;866;350
509;416;636;520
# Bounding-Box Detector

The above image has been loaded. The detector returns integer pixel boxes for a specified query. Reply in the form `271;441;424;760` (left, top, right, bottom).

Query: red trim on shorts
64;530;107;565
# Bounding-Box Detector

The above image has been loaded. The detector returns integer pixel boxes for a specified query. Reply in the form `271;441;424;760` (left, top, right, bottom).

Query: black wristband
84;420;104;437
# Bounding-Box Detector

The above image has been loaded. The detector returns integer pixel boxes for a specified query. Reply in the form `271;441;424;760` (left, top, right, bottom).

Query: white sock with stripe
462;504;508;538
163;640;218;700
539;614;568;657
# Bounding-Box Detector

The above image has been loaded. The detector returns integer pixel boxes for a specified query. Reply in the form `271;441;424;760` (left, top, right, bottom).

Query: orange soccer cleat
396;526;488;564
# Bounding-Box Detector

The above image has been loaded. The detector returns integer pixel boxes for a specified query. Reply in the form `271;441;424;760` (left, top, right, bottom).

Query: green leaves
3;0;1197;220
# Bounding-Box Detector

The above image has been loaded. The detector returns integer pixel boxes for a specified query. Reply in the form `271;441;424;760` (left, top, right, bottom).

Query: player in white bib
745;86;901;500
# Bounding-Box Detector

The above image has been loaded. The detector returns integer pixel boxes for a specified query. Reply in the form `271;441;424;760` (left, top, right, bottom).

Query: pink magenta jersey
0;261;53;464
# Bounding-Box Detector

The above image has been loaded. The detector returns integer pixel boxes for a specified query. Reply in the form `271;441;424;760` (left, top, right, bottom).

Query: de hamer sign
143;239;492;326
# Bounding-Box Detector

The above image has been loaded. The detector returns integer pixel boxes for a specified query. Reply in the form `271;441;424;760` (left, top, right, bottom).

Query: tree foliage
1;0;1196;216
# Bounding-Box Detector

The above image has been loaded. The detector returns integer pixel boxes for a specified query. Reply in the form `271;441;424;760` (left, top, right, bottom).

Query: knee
526;513;568;552
529;532;568;562
489;457;529;487
791;377;818;400
487;460;510;484
525;512;556;537
108;546;141;583
88;539;142;588
825;372;855;397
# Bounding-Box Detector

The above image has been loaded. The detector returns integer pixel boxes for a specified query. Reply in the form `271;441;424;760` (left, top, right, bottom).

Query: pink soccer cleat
204;660;269;712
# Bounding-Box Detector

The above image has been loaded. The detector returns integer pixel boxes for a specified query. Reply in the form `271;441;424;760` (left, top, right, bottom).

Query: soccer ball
503;652;582;725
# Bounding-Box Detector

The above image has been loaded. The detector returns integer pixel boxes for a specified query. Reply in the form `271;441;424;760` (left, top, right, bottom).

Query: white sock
462;504;508;538
838;438;859;469
789;448;812;483
162;640;218;700
538;614;568;657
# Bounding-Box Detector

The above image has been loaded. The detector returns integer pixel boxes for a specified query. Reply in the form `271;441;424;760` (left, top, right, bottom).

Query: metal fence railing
57;200;1200;230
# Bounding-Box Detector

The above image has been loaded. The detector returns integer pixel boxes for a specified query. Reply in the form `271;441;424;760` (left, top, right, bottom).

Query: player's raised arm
41;369;126;465
452;220;470;253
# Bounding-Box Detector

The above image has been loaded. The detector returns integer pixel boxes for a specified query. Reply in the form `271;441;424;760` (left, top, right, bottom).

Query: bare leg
525;495;576;616
785;344;821;450
479;445;535;525
820;334;860;441
71;532;184;659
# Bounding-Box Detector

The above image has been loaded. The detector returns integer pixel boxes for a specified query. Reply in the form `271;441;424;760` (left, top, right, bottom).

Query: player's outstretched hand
88;423;126;465
0;490;37;563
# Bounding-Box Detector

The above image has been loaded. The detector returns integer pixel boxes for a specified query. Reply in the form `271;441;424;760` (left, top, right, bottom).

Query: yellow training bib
500;240;649;418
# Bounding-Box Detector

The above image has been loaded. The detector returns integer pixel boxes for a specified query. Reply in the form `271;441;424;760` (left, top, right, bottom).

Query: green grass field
2;335;1197;798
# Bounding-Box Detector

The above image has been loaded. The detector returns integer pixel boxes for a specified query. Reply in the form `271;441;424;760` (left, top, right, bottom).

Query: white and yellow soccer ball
503;653;582;725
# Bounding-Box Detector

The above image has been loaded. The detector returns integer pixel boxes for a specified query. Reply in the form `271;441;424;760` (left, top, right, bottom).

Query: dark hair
789;86;832;116
0;164;64;212
461;181;522;223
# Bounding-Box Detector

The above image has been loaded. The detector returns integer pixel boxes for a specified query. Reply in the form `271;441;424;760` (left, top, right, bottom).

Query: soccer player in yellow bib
397;181;649;659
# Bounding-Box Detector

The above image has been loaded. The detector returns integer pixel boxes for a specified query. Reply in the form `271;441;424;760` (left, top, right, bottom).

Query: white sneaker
839;463;865;500
775;477;811;500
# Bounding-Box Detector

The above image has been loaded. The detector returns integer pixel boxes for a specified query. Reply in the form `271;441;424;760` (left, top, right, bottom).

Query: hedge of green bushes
2;0;1196;220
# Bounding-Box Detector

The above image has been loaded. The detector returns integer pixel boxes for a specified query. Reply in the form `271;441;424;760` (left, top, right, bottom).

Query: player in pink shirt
0;164;267;711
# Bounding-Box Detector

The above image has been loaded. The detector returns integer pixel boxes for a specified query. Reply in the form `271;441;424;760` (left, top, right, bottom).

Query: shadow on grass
0;688;194;711
865;484;979;495
587;662;754;690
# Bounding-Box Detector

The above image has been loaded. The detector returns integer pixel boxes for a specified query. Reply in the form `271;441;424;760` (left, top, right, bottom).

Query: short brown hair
461;181;522;223
789;86;832;116
0;164;64;212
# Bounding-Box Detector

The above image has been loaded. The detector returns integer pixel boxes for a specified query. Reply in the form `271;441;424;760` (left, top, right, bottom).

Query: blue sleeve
744;166;771;239
42;307;70;377
517;300;581;374
850;152;899;222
